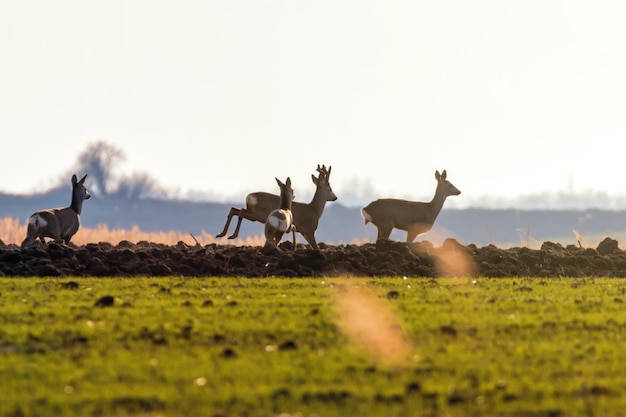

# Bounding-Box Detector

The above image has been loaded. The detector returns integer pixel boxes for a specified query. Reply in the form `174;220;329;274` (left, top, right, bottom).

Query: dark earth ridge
1;237;625;278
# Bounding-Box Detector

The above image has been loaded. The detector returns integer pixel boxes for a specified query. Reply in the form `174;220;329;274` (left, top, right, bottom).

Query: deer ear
72;174;78;184
441;170;447;180
435;170;441;180
286;177;291;187
275;177;282;187
78;174;88;184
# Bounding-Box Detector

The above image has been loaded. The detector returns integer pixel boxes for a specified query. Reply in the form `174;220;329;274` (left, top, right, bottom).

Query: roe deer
264;177;295;247
361;170;460;242
21;174;91;247
217;164;337;250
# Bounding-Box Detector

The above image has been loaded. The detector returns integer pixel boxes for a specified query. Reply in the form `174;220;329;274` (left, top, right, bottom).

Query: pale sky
1;1;625;208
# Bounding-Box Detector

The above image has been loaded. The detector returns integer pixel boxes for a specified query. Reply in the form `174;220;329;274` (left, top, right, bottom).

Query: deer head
435;170;461;198
275;177;294;210
312;164;337;201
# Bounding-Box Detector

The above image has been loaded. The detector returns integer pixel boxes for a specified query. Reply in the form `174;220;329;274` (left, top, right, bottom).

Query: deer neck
70;191;84;215
279;193;292;211
307;187;329;216
427;186;449;219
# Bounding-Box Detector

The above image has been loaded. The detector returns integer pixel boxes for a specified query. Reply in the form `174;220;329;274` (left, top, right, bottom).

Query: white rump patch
361;208;372;224
29;214;47;228
268;216;288;232
246;194;258;208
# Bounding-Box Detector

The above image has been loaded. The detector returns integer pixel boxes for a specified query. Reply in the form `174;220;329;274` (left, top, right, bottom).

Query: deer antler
316;164;332;183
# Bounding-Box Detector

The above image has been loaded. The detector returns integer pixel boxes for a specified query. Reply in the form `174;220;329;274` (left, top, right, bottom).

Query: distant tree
75;141;125;197
74;140;165;200
114;172;166;200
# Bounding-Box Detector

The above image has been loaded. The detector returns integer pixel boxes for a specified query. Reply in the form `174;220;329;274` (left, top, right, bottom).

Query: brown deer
216;165;337;250
264;177;295;247
361;169;460;242
21;174;91;247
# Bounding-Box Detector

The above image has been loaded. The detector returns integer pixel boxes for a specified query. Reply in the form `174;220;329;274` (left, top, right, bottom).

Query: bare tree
114;172;165;200
75;141;125;197
72;141;165;200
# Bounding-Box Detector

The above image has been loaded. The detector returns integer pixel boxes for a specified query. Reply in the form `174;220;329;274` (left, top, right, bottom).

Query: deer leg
21;235;34;248
270;230;282;247
300;231;319;250
291;227;297;250
229;208;268;239
216;207;241;238
406;230;419;243
407;224;430;243
376;223;394;241
21;225;35;248
228;213;246;239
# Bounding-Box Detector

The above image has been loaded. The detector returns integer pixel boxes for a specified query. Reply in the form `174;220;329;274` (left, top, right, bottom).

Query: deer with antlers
361;169;460;242
21;174;91;247
216;164;337;250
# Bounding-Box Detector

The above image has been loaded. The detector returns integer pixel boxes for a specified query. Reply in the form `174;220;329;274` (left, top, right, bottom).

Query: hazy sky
2;1;625;208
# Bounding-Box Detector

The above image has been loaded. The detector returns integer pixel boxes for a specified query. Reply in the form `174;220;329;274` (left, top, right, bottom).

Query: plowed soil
2;237;625;278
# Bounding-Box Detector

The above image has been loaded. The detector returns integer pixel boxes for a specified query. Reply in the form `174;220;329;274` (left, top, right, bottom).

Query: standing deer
264;177;295;247
361;169;460;242
216;164;337;250
21;174;91;247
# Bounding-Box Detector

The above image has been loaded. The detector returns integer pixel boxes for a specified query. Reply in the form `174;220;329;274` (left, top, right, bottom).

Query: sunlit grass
2;277;626;416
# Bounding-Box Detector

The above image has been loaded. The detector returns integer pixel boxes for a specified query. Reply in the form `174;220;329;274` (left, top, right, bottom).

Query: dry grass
0;217;264;247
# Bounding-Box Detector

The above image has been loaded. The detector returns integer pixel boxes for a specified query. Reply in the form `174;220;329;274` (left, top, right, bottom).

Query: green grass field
2;276;626;417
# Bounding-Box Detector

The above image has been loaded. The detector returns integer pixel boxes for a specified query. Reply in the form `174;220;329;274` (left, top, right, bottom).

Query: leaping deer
361;169;460;242
21;174;91;248
264;177;295;247
216;164;337;250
